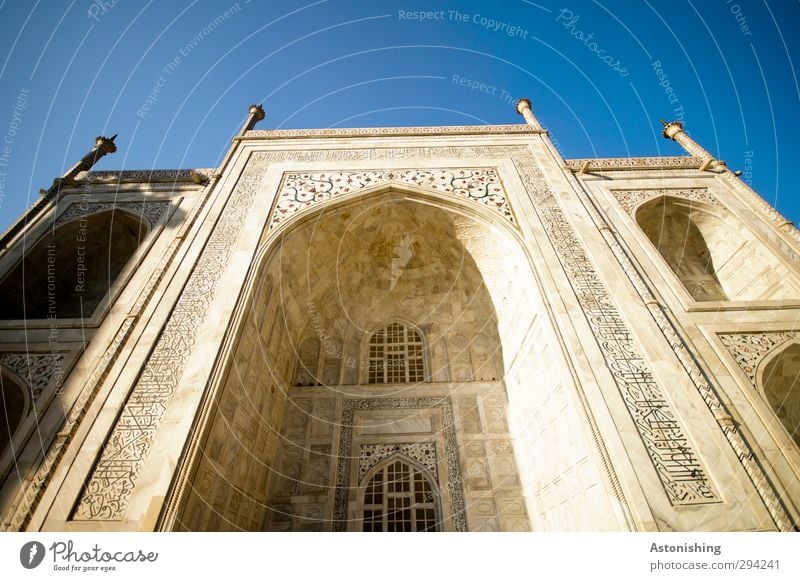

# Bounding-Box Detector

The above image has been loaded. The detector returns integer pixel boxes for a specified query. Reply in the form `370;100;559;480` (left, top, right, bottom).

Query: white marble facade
0;112;799;532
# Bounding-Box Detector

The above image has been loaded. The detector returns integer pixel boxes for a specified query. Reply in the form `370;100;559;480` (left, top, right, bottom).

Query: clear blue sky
0;0;798;231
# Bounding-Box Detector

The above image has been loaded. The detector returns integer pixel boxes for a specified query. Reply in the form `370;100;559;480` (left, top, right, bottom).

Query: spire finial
241;104;266;133
661;119;684;140
514;97;542;130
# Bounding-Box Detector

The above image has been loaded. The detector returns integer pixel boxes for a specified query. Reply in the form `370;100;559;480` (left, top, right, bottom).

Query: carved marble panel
72;154;270;521
272;169;512;228
610;187;722;216
718;331;799;386
358;443;438;483
0;352;67;401
334;397;465;532
56;201;171;228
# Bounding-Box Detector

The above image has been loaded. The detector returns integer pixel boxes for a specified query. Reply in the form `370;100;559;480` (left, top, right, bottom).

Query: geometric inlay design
56;201;171;228
515;157;720;506
718;331;799;386
359;443;438;484
335;397;465;532
610;187;723;216
272;169;512;228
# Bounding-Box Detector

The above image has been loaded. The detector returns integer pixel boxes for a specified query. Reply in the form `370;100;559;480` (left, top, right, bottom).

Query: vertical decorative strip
558;149;796;530
72;154;269;520
514;157;719;506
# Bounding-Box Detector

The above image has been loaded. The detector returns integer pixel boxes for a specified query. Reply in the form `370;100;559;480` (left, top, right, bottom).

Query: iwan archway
164;183;624;532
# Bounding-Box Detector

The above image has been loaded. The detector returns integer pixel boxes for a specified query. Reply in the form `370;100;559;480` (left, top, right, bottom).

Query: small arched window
362;458;439;532
367;322;425;384
761;342;800;449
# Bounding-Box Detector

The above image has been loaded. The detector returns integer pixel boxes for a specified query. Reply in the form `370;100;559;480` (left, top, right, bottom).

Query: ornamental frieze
273;168;512;228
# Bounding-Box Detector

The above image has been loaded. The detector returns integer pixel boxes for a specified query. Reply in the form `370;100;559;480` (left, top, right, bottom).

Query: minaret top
515;98;533;116
660;119;684;140
248;104;266;123
240;104;266;134
514;97;542;130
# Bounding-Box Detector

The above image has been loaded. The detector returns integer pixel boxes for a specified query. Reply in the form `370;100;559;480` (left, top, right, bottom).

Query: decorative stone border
609;187;722;216
359;443;438;484
55;201;171;228
718;332;799;386
0;353;66;401
80;169;215;183
565;156;702;172
514;157;719;507
273;168;512;228
244;124;542;139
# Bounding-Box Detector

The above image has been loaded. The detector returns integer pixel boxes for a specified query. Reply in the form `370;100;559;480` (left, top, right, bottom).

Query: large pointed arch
757;340;800;450
0;208;149;320
636;195;800;302
168;180;570;532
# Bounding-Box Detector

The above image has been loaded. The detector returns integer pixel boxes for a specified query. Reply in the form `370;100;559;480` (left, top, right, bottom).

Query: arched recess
636;196;800;302
0;369;30;456
319;331;343;386
0;209;149;319
294;336;321;386
758;341;800;449
170;183;621;532
360;455;440;532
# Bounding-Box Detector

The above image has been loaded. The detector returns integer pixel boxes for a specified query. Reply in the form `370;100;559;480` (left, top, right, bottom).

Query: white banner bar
1;532;798;580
